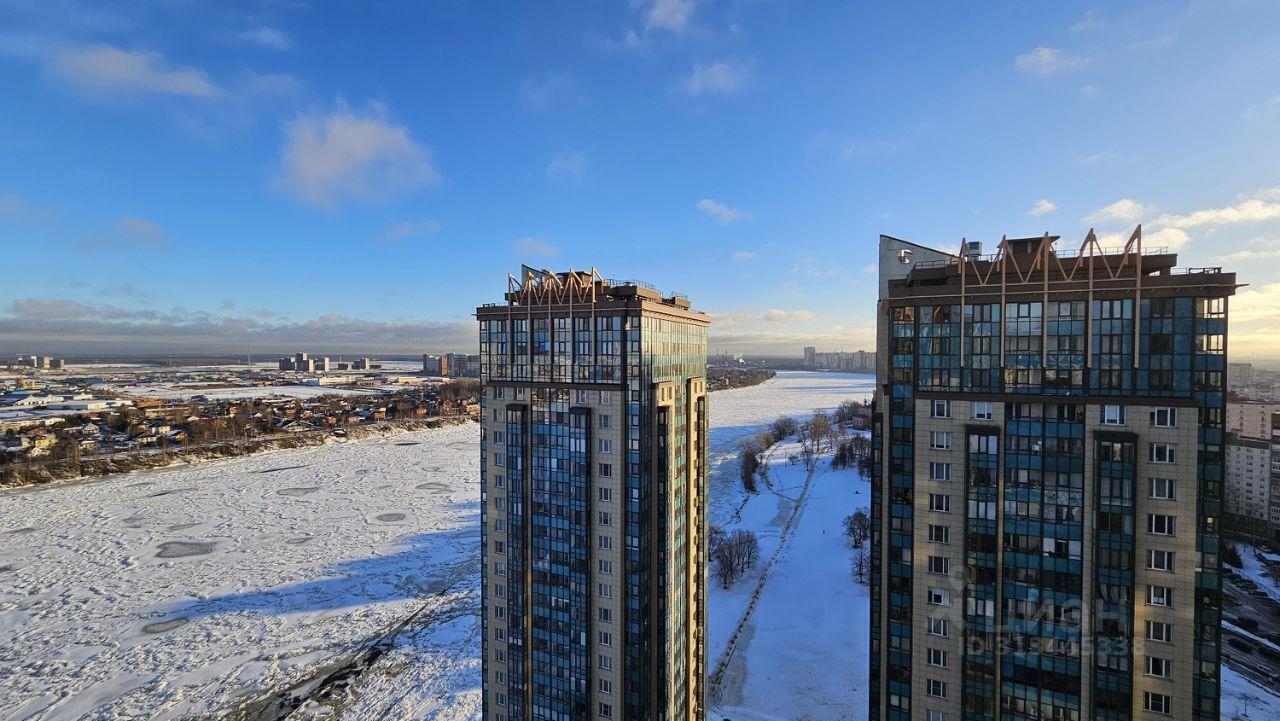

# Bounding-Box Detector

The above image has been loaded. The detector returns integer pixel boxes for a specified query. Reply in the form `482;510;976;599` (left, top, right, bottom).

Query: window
1102;405;1125;425
599;583;613;598
928;524;950;544
927;712;949;721
971;402;993;420
1147;655;1172;678
599;702;613;718
1149;478;1176;500
927;648;948;667
494;453;504;467
1146;620;1172;643
929;493;951;512
1144;691;1172;715
598;414;611;429
493;431;504;444
1148;585;1173;606
598;655;612;670
599;438;612;454
599;511;612;526
928;587;950;606
1148;514;1176;536
926;679;947;699
929;431;952;450
598;487;612;502
929;462;952;482
493;540;505;554
1149;443;1177;464
599;607;612;623
494;627;505;641
599;630;612;647
598;463;612;477
494;562;505;576
598;559;612;574
928;617;949;636
494;475;505;488
931;400;951;419
928;556;949;575
1151;407;1177;427
1148;549;1175;571
599;390;611;405
599;678;613;694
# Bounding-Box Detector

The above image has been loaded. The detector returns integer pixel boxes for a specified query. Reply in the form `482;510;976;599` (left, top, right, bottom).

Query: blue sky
3;1;1280;359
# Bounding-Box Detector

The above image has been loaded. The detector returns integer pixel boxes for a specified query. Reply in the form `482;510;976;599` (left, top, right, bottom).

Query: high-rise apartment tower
869;231;1237;721
478;267;709;721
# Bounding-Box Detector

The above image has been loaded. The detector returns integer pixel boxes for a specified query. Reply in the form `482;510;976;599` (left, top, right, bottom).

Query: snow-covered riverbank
0;371;873;720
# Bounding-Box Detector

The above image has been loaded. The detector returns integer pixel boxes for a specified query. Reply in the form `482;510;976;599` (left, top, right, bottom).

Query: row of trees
708;524;761;589
844;508;872;583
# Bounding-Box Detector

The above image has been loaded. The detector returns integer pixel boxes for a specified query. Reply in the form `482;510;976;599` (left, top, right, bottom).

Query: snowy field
707;435;872;720
0;371;873;720
5;367;1272;720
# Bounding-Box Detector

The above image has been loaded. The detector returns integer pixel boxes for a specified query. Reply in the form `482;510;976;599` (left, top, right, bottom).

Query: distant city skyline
3;2;1280;359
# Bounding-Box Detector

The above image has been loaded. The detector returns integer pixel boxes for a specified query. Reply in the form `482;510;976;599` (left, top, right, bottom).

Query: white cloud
840;139;900;161
277;101;439;209
1218;246;1280;264
78;216;167;253
696;198;749;224
379;219;441;243
1080;151;1111;166
732;250;756;262
514;236;558;257
546;152;586;182
1028;198;1057;217
1144;227;1190;249
682;60;747;96
790;257;842;278
1071;10;1105;32
520;74;585;110
646;0;697;32
862;264;877;275
49;45;222;99
1085;198;1148;224
1153;195;1280;230
239;26;293;51
1014;47;1086;77
762;308;814;322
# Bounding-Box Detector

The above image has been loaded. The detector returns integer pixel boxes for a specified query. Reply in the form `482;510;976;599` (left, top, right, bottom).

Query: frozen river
0;372;873;721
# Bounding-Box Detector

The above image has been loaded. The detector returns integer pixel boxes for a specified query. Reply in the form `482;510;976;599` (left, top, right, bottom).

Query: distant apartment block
11;355;67;370
869;231;1236;721
803;346;874;373
277;352;330;372
1225;432;1271;538
1226;400;1280;438
477;267;709;721
422;352;481;377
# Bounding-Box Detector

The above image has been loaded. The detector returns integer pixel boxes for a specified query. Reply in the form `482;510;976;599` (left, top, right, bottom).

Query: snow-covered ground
1235;545;1280;604
9;367;1271;721
708;436;871;721
0;371;872;720
1224;664;1280;719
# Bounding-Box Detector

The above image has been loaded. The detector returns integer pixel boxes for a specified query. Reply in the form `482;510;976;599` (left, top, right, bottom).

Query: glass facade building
869;234;1237;721
478;268;709;721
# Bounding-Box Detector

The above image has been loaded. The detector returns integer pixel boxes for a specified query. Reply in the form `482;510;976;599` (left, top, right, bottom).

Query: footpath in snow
708;434;871;721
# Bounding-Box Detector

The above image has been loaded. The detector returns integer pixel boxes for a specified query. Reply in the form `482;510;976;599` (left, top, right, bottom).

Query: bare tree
843;508;871;548
712;529;762;588
739;441;762;494
852;547;870;583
